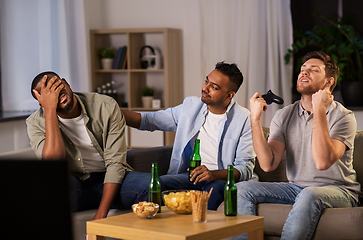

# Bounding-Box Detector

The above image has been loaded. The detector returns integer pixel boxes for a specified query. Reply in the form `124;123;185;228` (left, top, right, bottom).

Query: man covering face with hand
27;71;158;221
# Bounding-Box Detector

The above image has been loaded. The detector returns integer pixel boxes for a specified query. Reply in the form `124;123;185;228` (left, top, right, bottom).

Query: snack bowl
132;201;159;219
162;190;193;214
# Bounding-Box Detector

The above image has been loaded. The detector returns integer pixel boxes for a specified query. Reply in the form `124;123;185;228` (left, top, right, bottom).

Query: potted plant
98;47;116;70
285;13;363;107
142;86;154;108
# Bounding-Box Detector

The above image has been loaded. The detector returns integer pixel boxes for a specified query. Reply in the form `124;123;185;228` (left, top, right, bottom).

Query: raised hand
32;75;64;111
312;88;333;112
250;92;267;122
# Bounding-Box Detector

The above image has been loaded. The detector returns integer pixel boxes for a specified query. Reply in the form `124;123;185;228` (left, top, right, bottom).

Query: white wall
84;0;203;99
1;1;362;155
83;0;363;133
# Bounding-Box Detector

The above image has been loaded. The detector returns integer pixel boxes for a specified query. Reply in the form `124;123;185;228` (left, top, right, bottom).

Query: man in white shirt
122;62;256;210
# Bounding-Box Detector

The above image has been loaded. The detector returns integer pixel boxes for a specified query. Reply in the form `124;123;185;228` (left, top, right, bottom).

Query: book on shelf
118;46;127;69
121;46;128;69
113;47;123;69
122;56;128;69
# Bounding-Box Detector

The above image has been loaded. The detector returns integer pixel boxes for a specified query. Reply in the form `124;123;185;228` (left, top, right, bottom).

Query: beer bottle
224;165;237;216
148;163;161;212
189;139;201;181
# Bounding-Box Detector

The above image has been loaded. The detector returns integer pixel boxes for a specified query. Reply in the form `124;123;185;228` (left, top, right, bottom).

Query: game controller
261;90;284;105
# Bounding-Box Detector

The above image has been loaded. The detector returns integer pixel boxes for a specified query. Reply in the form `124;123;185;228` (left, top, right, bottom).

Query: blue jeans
69;171;158;211
232;181;358;240
159;172;226;210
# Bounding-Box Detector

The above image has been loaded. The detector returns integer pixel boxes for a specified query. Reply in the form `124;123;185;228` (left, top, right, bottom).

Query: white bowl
132;202;159;219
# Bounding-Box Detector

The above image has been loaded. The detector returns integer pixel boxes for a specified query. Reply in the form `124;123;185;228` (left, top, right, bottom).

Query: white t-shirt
198;111;225;170
58;114;105;173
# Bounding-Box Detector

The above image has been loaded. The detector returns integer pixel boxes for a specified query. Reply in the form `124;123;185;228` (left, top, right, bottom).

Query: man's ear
32;89;40;100
227;91;235;100
324;77;334;92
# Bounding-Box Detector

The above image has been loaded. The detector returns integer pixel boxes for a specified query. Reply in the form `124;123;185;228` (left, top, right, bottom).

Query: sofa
3;129;362;240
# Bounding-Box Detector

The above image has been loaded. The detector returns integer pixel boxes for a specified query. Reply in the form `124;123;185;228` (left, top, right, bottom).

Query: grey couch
129;129;363;240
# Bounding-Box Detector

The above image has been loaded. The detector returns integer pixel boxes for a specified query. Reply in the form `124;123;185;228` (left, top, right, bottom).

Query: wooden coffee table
87;207;264;240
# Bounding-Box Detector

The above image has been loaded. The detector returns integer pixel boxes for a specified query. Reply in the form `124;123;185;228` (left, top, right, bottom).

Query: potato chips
132;201;159;218
163;191;192;213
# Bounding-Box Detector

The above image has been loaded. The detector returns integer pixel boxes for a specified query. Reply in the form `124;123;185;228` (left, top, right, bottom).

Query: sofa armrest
126;145;173;175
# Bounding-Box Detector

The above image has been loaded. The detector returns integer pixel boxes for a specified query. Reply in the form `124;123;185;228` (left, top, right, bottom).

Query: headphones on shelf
140;45;156;69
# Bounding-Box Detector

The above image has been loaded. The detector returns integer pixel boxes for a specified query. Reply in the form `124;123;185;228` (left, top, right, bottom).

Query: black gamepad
261;90;284;105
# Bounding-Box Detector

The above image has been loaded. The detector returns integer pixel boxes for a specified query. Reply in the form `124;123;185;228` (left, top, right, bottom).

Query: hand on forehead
45;74;60;84
37;74;60;89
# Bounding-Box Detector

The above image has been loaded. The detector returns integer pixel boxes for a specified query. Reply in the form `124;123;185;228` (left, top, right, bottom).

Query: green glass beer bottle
148;163;161;212
189;139;201;181
224;165;237;216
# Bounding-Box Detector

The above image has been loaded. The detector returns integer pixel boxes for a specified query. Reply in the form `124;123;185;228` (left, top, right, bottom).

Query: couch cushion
126;145;172;175
0;147;36;159
257;204;363;240
254;127;288;182
73;209;129;240
353;130;363;192
256;204;291;237
254;157;288;182
313;207;363;239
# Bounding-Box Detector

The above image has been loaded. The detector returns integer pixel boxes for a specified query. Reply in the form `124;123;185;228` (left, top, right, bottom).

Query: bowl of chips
162;190;193;214
132;201;159;219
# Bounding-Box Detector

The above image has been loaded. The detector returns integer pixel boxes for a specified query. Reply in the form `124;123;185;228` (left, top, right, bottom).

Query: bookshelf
90;28;183;148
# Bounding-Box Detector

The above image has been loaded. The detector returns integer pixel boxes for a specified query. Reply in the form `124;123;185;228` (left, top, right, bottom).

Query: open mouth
299;78;310;84
59;93;67;104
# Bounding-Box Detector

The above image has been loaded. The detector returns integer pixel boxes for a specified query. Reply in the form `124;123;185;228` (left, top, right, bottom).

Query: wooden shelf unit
90;28;183;148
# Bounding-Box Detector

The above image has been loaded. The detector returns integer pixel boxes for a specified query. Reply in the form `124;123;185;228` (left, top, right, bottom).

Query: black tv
0;159;73;240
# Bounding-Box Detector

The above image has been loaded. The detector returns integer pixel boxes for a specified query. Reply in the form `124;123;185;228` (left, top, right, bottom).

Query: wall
84;0;203;100
82;0;363;137
1;1;362;154
83;0;204;147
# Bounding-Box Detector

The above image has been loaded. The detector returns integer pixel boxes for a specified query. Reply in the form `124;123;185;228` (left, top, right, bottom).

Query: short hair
302;51;339;92
215;61;244;93
31;71;60;99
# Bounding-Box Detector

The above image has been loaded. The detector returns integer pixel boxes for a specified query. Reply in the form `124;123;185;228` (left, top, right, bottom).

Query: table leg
248;228;263;240
88;234;104;240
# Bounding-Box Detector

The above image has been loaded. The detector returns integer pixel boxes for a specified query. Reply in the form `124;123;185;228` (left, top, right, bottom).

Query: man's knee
296;187;321;202
236;181;259;197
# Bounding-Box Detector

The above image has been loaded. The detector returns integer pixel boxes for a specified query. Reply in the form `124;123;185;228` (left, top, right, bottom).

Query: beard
201;91;211;104
56;92;75;113
296;79;325;95
296;85;317;95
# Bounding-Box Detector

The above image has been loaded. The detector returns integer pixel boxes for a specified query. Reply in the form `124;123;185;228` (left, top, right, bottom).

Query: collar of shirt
298;100;334;118
74;93;89;124
203;97;236;117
